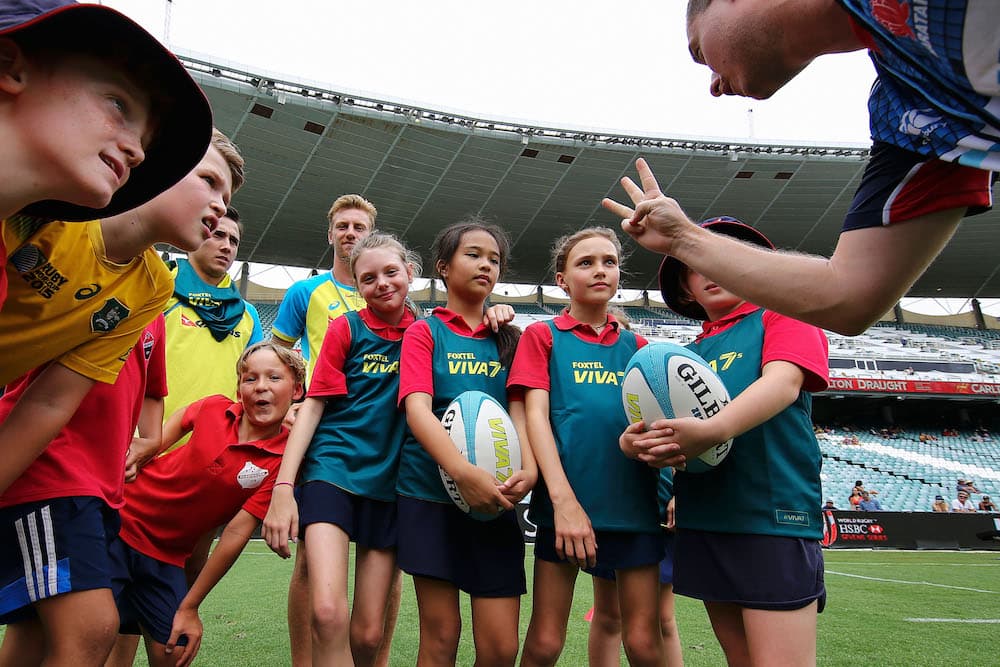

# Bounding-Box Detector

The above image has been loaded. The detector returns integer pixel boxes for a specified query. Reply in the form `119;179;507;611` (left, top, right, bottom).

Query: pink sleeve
634;332;649;349
145;315;168;399
761;311;829;393
507;323;553;391
398;319;434;406
308;315;352;398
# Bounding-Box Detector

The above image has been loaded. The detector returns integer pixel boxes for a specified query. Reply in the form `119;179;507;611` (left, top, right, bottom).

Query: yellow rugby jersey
161;270;264;430
0;219;172;386
272;272;364;382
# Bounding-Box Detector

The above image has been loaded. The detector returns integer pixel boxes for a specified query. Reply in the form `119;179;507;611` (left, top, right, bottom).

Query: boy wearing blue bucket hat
621;216;830;666
0;0;212;311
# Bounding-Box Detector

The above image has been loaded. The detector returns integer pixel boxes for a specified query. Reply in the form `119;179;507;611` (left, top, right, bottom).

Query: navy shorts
396;496;525;598
590;531;676;585
0;497;119;624
535;526;664;574
674;530;826;612
843;141;993;231
299;481;396;550
108;536;188;645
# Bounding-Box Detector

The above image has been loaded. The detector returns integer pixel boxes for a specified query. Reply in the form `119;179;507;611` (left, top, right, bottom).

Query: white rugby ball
439;391;521;520
621;342;732;473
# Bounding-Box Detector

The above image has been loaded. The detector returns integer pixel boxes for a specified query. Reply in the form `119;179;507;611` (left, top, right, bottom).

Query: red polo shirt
118;395;288;567
398;307;523;405
310;307;415;398
508;311;647;391
0;314;167;510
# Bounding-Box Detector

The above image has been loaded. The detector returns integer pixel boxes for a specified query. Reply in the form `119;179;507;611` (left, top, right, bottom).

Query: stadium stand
254;302;280;337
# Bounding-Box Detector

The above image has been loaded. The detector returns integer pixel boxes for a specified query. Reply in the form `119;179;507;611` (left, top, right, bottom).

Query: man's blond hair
327;194;377;230
211;128;245;194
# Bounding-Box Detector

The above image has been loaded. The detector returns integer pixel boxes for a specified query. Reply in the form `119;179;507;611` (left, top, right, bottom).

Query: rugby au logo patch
237;461;268;489
90;298;130;333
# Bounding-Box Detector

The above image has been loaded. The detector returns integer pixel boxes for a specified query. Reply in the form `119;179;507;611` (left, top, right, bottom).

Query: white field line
905;618;1000;623
826;569;997;594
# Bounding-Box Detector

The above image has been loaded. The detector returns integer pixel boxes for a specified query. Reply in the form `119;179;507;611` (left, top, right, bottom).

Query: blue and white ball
621;342;732;473
439;391;521;520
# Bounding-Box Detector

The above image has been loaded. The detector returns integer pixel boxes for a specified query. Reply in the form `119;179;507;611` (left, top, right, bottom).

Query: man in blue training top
858;491;883;511
605;0;997;336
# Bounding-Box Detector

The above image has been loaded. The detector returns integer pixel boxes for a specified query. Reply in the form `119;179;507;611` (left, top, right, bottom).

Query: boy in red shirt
109;342;305;667
0;315;167;665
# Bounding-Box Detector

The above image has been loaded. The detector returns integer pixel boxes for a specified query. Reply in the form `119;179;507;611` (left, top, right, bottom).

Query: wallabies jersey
396;313;509;503
0;218;171;386
302;309;413;501
272;271;365;382
840;0;1000;169
676;305;829;540
528;321;659;533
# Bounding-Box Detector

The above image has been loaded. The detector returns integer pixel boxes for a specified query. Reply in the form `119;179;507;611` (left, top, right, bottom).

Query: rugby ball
621;343;732;473
439;391;522;520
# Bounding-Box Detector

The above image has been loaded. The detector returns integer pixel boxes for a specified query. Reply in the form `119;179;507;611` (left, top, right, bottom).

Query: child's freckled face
16;53;154;209
238;350;297;427
354;247;411;320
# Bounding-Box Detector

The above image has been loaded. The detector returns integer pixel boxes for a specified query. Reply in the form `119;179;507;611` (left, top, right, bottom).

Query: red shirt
118;395;288;566
310;307;414;399
0;238;6;313
697;302;829;393
508;311;647;391
398;307;523;405
0;314;167;509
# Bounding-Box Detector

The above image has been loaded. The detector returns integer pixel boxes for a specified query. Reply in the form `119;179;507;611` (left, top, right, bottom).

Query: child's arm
524;387;597;568
498;398;537;504
405;392;514;515
629;360;806;468
262;396;325;558
0;364;94;494
125;396;164;483
164;510;259;667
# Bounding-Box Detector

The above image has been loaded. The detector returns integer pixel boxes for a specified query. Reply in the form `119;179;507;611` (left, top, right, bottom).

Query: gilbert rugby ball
621;342;732;473
439;391;521;520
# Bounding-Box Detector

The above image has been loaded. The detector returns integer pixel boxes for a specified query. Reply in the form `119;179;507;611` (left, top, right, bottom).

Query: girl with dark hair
396;218;536;666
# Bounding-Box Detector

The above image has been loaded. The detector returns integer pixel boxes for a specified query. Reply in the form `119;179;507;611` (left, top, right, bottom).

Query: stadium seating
254;302;280;336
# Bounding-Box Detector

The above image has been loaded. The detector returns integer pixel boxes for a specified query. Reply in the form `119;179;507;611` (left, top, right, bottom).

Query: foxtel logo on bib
237;461;268;489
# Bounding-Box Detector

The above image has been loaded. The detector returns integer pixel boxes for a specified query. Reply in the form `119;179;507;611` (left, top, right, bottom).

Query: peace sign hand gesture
601;158;696;255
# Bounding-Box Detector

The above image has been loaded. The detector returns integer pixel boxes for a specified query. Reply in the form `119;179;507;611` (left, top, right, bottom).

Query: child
0;129;243;496
622;217;829;666
587;469;683;667
109;342;305;667
397;219;536;666
0;314;166;666
262;233;420;666
511;227;665;667
0;0;211;308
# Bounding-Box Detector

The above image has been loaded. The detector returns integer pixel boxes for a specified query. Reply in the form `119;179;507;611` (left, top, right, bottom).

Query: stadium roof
187;55;1000;299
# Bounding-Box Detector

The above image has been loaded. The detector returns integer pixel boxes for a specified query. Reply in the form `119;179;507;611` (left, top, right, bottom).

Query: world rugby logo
9;245;45;274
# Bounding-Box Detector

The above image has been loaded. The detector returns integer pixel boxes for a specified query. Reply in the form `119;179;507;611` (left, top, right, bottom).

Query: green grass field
122;544;998;666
